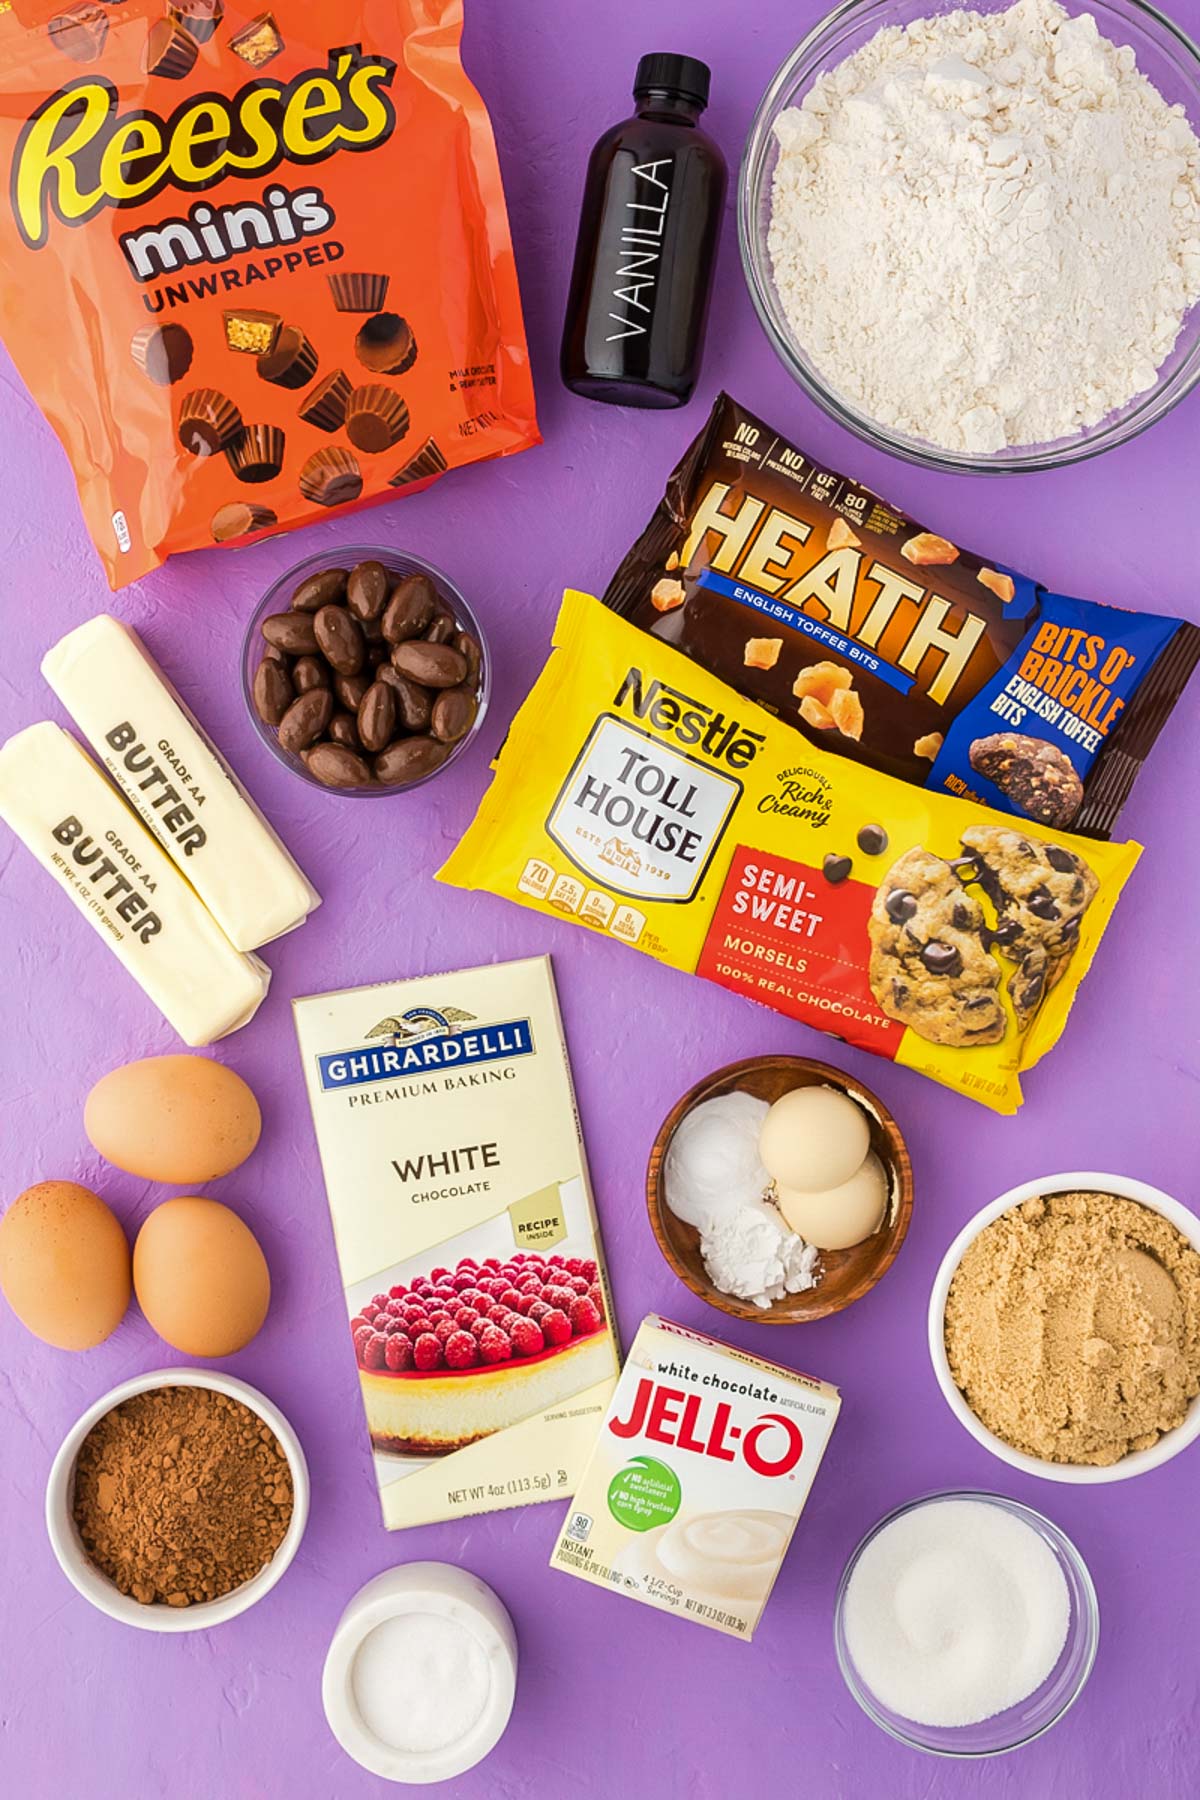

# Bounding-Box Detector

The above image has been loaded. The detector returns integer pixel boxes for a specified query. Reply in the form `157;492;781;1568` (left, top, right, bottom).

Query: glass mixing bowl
739;0;1200;472
833;1490;1100;1756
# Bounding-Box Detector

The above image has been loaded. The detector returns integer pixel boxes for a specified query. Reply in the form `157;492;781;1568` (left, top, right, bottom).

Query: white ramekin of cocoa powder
45;1367;309;1631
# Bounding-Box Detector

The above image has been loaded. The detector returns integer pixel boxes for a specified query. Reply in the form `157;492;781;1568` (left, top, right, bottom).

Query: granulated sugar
842;1497;1071;1727
768;0;1200;452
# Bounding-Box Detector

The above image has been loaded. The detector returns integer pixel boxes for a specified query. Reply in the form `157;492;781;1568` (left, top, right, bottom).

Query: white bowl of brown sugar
45;1367;309;1631
928;1173;1200;1485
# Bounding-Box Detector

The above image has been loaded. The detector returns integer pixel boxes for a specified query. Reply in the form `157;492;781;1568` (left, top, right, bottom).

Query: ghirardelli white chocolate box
550;1314;840;1639
294;956;619;1529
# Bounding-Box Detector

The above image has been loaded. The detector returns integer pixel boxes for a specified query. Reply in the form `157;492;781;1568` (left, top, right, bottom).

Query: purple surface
2;1;1200;1794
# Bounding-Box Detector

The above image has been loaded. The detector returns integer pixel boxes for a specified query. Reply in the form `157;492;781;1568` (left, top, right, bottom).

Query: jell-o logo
607;1376;805;1477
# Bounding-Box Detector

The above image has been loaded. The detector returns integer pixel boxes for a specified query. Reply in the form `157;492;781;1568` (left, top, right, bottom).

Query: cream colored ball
758;1086;871;1194
776;1153;889;1251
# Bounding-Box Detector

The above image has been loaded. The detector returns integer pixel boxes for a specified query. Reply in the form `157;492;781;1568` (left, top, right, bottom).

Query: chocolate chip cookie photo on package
0;0;538;585
439;590;1141;1115
604;394;1200;839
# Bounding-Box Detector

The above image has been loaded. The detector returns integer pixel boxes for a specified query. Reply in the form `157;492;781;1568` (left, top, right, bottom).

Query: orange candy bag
0;0;539;585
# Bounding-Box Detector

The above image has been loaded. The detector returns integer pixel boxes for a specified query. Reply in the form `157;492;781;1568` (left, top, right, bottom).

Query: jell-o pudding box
551;1314;840;1640
294;956;620;1530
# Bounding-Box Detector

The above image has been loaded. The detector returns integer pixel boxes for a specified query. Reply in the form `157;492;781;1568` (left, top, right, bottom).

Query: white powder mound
665;1092;771;1231
768;0;1200;452
701;1201;821;1310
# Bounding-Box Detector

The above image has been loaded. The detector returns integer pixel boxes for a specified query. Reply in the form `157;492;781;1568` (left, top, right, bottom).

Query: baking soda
842;1497;1071;1726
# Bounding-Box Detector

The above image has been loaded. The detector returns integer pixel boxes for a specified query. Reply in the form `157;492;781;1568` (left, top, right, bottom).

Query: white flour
768;0;1200;452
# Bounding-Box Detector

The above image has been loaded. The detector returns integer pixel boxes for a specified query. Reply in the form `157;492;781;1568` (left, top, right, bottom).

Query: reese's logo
11;44;396;252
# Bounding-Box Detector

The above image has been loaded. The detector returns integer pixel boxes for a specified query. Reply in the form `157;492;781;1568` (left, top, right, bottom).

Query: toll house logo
546;675;750;904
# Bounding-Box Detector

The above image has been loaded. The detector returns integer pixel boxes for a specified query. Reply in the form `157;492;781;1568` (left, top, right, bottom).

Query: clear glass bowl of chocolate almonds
242;546;488;795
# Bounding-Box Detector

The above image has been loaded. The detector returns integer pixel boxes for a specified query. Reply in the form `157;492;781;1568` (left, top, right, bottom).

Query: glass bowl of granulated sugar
740;0;1200;472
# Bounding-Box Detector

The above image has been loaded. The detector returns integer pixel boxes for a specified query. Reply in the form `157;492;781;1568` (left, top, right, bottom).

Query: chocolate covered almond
390;640;468;689
346;561;390;621
374;737;449;785
304;743;372;789
291;568;348;612
382;574;437;643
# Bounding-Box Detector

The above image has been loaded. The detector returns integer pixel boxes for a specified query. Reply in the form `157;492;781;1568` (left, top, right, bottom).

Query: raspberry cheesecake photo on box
348;1228;611;1464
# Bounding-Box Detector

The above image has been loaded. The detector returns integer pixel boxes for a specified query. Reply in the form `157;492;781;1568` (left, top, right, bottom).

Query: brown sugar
944;1190;1200;1467
72;1386;293;1606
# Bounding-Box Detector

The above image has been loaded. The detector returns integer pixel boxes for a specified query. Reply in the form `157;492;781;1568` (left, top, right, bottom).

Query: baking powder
768;0;1200;452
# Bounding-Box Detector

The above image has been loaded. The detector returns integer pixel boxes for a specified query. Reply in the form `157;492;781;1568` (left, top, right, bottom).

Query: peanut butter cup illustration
354;313;417;375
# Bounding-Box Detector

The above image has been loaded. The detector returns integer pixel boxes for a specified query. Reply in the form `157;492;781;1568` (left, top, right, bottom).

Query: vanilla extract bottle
560;54;726;408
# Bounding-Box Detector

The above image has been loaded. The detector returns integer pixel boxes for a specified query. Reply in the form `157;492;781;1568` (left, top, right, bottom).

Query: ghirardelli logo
614;667;765;771
317;1002;533;1092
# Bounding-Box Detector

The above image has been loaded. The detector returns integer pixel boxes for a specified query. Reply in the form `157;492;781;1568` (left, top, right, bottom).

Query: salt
842;1498;1071;1728
351;1612;491;1755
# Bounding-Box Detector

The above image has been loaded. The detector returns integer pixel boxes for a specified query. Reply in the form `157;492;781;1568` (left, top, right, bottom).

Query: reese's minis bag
604;394;1199;838
0;0;538;585
439;590;1141;1114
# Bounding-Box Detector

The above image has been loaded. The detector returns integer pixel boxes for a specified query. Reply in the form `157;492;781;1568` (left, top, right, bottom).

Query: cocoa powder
72;1386;293;1607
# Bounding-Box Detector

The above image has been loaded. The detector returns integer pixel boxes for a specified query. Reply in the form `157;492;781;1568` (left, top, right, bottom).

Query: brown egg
133;1196;270;1356
0;1181;130;1349
85;1055;262;1184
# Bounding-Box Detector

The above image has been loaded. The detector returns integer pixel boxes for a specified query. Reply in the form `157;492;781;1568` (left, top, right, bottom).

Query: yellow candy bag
439;591;1141;1112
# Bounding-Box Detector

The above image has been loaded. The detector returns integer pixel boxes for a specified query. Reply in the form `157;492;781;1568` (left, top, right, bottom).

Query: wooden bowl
646;1055;912;1324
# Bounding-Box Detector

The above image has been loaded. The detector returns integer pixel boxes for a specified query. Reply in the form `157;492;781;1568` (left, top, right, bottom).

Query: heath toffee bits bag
604;394;1199;839
0;0;538;585
439;591;1140;1115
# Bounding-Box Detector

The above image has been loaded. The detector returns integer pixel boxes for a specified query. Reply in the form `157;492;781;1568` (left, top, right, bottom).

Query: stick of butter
0;723;269;1045
42;616;319;952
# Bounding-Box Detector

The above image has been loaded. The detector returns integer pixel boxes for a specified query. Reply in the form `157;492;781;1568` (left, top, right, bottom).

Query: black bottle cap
633;52;711;110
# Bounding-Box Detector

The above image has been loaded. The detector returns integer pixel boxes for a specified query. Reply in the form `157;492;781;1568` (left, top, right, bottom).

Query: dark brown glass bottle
561;54;726;408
